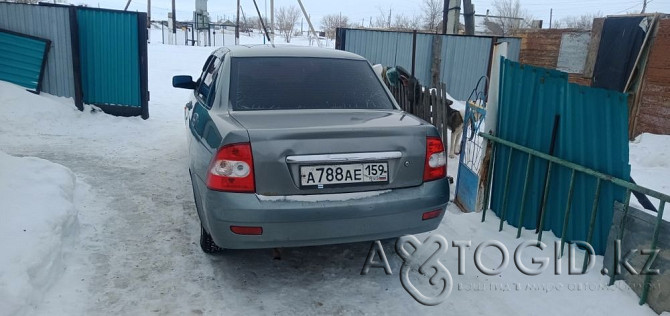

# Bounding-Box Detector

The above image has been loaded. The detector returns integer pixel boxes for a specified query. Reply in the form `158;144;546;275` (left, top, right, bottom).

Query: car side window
196;55;222;109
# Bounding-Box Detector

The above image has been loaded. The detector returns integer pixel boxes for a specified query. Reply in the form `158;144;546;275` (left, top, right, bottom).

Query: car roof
215;45;367;60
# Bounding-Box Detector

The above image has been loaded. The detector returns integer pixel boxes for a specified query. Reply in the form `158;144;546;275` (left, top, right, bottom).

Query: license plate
300;163;388;187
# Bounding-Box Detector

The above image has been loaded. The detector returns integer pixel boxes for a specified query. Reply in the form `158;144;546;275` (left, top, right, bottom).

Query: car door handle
191;112;199;128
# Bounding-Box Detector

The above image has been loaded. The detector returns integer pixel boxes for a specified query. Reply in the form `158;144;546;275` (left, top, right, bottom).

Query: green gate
76;7;148;118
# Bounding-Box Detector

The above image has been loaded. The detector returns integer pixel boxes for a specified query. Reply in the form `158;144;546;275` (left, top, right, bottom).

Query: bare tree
557;12;603;30
372;7;393;29
421;0;442;32
488;0;533;36
392;14;422;31
321;14;349;40
275;6;301;43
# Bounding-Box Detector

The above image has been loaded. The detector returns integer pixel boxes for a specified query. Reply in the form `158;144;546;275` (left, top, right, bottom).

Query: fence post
431;35;442;88
411;29;417;78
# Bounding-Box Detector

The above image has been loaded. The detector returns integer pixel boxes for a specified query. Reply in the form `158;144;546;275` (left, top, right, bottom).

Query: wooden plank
583;18;604;78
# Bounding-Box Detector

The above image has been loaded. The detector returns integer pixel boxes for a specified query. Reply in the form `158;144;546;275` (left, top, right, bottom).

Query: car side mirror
173;75;196;90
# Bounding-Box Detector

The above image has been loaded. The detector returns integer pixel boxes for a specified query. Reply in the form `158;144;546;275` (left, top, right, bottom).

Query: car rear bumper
200;178;450;249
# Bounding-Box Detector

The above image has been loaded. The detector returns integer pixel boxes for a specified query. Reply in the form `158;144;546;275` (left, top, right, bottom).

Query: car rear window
229;57;395;111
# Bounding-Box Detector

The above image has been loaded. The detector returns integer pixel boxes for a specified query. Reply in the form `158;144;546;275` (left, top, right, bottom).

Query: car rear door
189;53;224;183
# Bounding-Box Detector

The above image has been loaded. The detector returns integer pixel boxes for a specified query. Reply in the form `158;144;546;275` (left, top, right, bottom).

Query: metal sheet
440;35;492;100
491;59;630;254
0;30;49;91
557;32;590;73
0;3;74;98
77;8;141;107
338;29;522;99
497;37;520;62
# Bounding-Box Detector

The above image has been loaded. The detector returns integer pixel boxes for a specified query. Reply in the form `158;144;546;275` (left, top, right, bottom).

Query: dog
429;88;465;159
447;107;465;159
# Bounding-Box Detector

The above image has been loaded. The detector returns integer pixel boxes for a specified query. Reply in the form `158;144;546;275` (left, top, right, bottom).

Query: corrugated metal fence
490;58;630;254
0;29;50;92
0;3;76;98
0;3;149;119
336;28;520;100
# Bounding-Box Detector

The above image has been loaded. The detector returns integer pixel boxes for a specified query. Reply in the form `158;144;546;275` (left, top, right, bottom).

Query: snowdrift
0;151;79;315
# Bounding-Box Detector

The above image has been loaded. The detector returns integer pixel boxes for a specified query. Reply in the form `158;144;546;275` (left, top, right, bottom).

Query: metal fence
0;3;76;99
489;58;630;255
480;133;669;307
336;28;521;100
477;58;669;306
0;29;50;93
76;7;148;116
0;3;149;118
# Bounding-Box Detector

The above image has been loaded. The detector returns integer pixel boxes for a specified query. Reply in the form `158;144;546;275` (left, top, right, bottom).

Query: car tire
190;169;224;254
200;224;223;254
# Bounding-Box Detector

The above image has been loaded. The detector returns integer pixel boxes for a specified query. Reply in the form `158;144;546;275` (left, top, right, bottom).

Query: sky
79;0;669;29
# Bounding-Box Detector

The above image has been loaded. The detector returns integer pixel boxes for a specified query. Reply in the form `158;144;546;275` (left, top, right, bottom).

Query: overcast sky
81;0;669;29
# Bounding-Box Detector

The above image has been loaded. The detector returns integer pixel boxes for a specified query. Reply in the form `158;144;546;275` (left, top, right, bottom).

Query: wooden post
431;35;443;88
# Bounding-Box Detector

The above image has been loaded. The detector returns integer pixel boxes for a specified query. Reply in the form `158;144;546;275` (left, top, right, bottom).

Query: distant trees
321;14;350;39
392;14;422;32
487;0;534;36
421;0;443;32
554;12;603;30
275;6;301;43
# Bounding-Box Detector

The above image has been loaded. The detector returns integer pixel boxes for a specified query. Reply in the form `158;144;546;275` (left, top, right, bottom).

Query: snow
0;38;667;315
256;190;391;202
0;151;78;315
629;133;670;221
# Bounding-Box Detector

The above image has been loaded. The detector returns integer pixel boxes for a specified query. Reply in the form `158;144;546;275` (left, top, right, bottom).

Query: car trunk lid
230;110;429;196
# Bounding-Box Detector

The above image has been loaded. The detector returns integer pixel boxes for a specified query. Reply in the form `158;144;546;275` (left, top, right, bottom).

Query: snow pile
0;151;79;315
629;133;670;220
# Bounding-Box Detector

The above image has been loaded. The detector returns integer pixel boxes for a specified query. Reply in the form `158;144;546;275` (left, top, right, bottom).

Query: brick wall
634;18;670;137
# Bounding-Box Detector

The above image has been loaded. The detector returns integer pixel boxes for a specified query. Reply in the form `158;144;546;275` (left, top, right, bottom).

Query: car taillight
423;136;446;182
206;143;255;192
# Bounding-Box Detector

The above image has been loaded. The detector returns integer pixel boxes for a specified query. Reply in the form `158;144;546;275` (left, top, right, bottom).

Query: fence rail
479;132;668;306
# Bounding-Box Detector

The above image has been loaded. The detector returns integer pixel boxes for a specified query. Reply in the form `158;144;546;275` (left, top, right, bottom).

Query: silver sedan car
172;45;449;253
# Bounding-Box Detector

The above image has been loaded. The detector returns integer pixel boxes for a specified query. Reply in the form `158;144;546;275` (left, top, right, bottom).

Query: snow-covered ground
630;133;670;220
0;40;667;315
0;152;79;315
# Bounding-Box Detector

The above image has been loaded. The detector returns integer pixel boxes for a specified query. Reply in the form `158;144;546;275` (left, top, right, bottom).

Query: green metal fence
480;132;669;306
75;7;148;118
490;59;630;255
0;29;50;92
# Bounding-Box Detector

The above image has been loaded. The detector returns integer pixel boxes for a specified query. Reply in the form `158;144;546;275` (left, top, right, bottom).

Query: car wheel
200;224;223;254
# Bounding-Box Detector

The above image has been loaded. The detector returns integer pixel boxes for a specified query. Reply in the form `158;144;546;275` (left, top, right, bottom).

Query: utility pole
463;0;475;35
147;0;151;43
388;8;392;28
270;0;274;44
297;0;321;47
442;0;449;34
171;0;176;43
641;0;647;13
549;8;553;28
235;0;240;45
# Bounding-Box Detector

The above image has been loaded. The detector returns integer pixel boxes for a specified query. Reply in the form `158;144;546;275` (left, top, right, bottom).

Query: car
172;45;450;253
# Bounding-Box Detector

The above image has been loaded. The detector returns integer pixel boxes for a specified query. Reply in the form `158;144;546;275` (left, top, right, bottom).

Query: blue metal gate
455;101;487;213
